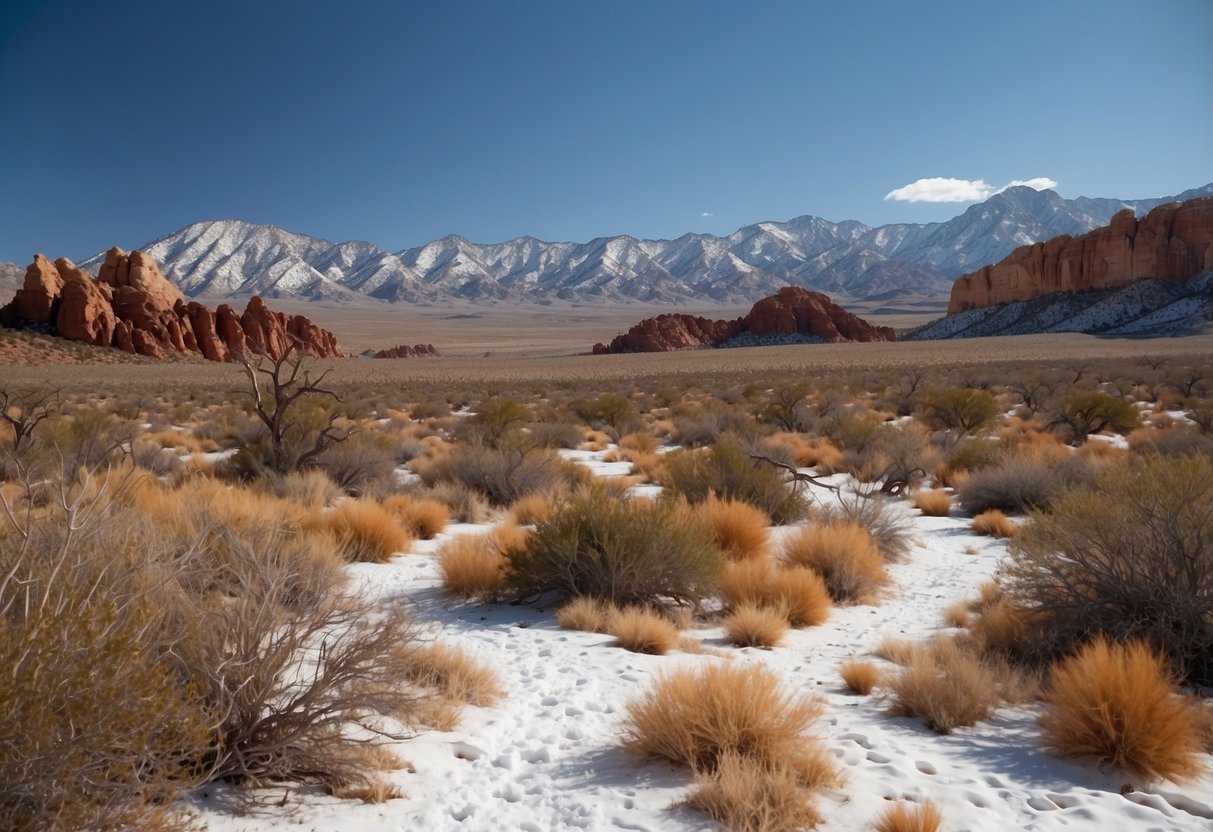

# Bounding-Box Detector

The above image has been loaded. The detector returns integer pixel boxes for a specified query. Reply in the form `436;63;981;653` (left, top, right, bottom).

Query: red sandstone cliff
948;197;1213;314
592;286;895;354
0;248;342;361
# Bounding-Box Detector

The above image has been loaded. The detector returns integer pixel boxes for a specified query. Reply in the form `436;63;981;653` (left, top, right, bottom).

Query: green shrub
505;486;722;606
920;387;998;442
420;442;586;507
1000;454;1213;684
1047;390;1140;444
662;437;808;524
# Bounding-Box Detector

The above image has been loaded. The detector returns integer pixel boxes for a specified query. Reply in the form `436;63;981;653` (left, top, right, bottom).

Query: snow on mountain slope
80;184;1213;306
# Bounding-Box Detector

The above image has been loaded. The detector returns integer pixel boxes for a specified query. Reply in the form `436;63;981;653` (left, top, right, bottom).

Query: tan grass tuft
1039;638;1203;782
723;603;789;649
782;522;888;604
688;751;823;832
437;529;525;601
872;635;915;665
720;560;832;627
839;660;881;695
507;491;554;525
874;799;943;832
911;489;952;517
970;509;1017;539
887;637;1000;733
402;642;503;708
555;596;613;633
382;495;450;539
697;495;771;560
942;601;970;629
327;499;414;563
608;606;680;655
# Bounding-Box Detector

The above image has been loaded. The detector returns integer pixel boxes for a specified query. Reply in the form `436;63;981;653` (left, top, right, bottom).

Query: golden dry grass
887;637;1000;733
697;495;771;560
719;560;832;628
781;522;888;604
555;596;613;633
970;509;1017;539
623;663;840;790
402;642;503;709
382;495;451;539
327;499;414;562
872;636;915;666
507;491;554;525
839;660;881;695
873;799;943;832
1040;638;1203;782
619;431;660;453
942;601;970;629
723;603;789;649
608;606;680;655
911;489;952;517
967;595;1035;658
688;751;824;832
436;528;529;601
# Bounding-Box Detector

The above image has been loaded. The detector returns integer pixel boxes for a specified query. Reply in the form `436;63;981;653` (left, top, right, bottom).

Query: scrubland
3;341;1213;831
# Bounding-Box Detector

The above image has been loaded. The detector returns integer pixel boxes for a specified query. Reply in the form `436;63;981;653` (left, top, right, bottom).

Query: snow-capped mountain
80;184;1213;305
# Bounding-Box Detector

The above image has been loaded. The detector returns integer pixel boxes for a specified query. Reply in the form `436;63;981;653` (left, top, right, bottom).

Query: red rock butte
592;286;895;354
948;196;1213;315
0;248;341;361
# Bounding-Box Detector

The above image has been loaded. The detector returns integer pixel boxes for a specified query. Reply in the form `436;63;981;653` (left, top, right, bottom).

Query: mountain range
44;182;1207;306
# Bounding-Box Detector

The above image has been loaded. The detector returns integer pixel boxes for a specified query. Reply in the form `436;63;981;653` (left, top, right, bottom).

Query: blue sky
1;0;1210;263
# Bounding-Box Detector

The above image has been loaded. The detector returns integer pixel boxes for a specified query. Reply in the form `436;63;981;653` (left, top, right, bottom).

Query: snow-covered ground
195;447;1213;832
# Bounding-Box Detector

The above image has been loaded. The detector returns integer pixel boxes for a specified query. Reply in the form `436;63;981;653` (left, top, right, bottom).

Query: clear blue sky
1;0;1210;263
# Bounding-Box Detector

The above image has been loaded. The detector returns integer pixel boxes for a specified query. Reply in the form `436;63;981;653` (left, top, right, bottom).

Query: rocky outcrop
373;343;440;358
0;250;342;362
592;287;894;354
948;197;1213;314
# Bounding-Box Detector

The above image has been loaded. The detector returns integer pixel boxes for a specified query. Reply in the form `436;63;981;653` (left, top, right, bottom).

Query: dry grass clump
688;751;824;832
873;799;943;832
720;560;832;627
1039;638;1203;782
911;489;952;517
942;601;970;629
555;596;612;633
507;491;554;525
381;494;450;539
782;522;889;604
400;642;503;709
970;509;1016;539
765;432;845;472
886;637;1000;733
624;663;839;829
608;606;681;654
872;635;916;666
421;481;493;524
696;494;771;560
723;603;790;649
437;526;528;601
839;660;881;695
271;467;343;508
327;498;414;562
967;595;1036;660
820;492;912;562
661;437;809;525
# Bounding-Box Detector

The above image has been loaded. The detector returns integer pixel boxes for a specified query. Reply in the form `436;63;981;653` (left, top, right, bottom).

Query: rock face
0;249;342;362
948;197;1213;314
592;287;895;354
373;343;440;358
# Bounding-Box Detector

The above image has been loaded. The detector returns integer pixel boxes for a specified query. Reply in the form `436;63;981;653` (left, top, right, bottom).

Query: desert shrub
839;660;881;695
382;494;450;539
874;800;942;832
528;420;583;449
1048;390;1140;444
421;481;492;524
847;424;938;495
507;491;554;525
723;603;789;649
957;457;1069;515
662;437;808;524
570;392;636;429
1000;454;1213;683
912;489;952;516
820;492;912;562
623;663;839;788
886;637;1000;733
688;751;823;832
326;498;413;562
970;509;1017;539
555;596;612;632
505;486;721;606
720;560;832;627
420;442;584;507
919;387;998;442
608;606;680;654
269;467;343;508
437;531;516;601
1039;638;1202;782
470;396;531;447
314;432;397;495
696;495;771;560
939;436;1004;482
782;522;888;604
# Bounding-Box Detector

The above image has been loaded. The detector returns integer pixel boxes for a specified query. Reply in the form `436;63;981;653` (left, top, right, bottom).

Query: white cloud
884;176;1058;203
701;211;714;217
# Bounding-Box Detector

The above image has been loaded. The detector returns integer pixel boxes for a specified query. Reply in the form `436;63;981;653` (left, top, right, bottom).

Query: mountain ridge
76;184;1213;307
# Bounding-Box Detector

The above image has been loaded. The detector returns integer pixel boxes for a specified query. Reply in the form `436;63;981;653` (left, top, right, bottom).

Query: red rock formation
592;286;894;354
948;197;1213;314
0;250;343;362
373;343;440;358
